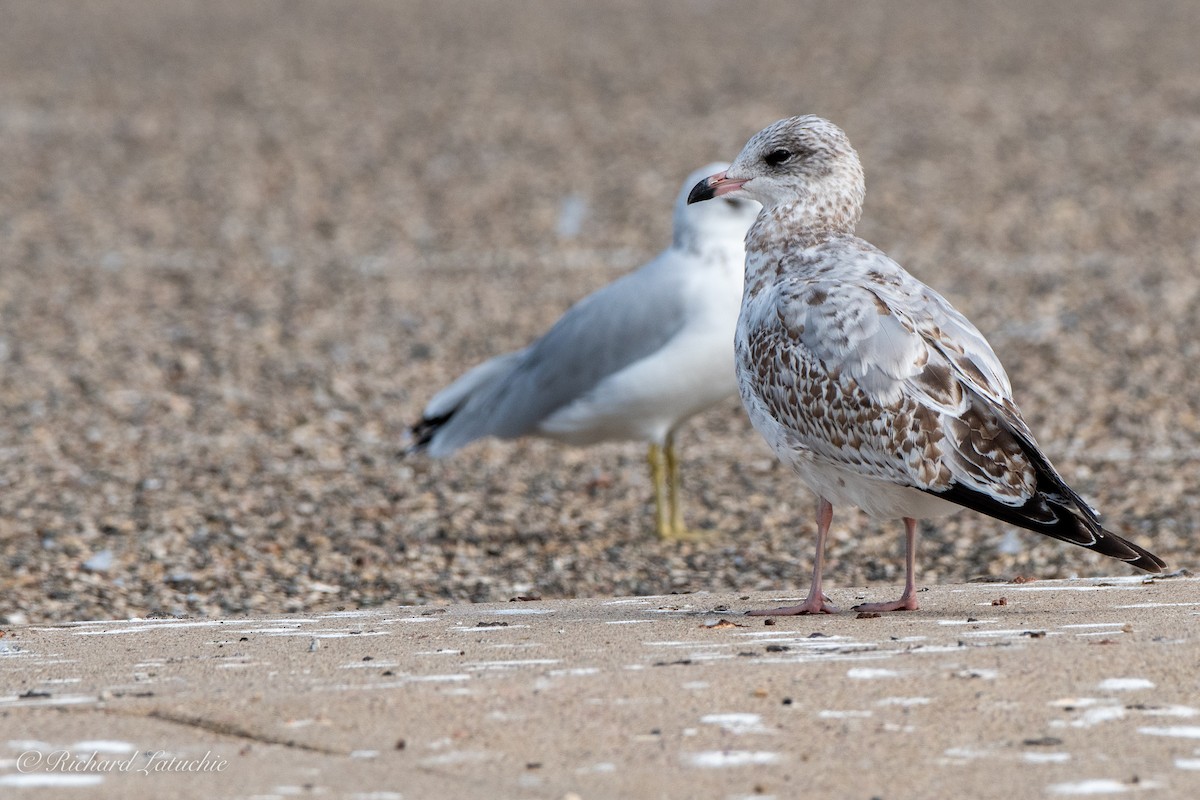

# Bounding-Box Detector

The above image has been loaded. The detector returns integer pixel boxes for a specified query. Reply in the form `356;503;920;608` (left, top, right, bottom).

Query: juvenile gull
687;116;1165;613
410;164;760;539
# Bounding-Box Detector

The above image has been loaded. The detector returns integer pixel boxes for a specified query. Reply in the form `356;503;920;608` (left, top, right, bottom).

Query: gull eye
764;148;793;167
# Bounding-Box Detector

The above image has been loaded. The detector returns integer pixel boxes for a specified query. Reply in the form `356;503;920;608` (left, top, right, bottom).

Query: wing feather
741;246;1050;508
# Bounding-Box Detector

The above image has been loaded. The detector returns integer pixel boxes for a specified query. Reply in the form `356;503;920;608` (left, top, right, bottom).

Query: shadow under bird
687;115;1165;614
408;164;760;539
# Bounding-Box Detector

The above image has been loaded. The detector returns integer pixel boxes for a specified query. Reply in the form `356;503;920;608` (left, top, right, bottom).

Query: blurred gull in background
408;163;759;539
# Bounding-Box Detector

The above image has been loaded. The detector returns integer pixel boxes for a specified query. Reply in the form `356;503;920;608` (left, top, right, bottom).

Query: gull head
673;161;760;249
687;116;865;233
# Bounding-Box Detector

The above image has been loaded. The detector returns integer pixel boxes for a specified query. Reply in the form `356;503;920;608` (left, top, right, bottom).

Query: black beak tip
686;178;715;205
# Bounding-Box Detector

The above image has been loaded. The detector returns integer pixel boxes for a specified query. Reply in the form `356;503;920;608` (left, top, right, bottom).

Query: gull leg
648;443;671;539
852;517;921;612
666;432;685;535
748;497;838;615
646;433;704;540
662;431;706;540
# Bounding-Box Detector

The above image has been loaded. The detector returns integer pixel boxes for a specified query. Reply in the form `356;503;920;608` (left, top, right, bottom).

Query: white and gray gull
687;116;1165;613
409;164;760;539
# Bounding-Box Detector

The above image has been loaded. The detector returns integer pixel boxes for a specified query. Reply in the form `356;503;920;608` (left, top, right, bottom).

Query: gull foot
746;599;838;616
851;597;919;613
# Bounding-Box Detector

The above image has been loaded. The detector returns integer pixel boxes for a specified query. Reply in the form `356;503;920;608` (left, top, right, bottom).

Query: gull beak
686;170;749;204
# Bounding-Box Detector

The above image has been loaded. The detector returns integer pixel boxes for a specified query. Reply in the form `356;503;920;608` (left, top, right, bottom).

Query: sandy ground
3;578;1200;799
0;1;1198;633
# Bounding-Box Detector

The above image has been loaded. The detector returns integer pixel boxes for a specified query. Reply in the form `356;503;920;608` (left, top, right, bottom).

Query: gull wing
739;242;1162;570
416;252;690;456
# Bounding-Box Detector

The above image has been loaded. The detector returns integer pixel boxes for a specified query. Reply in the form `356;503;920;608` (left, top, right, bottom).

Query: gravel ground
1;1;1198;623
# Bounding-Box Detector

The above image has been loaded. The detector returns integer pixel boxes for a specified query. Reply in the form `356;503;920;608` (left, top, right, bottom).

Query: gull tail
928;482;1166;573
406;410;454;455
405;350;526;458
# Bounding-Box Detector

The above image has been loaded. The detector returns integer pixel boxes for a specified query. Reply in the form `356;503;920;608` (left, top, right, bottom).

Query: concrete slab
3;577;1200;798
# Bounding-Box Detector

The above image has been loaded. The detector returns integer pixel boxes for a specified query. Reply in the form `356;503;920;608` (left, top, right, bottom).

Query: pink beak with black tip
686;170;749;205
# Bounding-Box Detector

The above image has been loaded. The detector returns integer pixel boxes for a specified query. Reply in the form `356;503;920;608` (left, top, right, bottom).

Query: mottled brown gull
687;116;1165;613
409;164;760;539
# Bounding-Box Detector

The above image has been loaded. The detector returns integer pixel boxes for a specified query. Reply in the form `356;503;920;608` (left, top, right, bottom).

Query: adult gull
687;116;1165;613
410;164;760;539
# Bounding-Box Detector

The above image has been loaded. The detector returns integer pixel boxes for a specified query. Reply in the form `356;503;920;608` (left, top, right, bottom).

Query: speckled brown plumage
688;116;1165;615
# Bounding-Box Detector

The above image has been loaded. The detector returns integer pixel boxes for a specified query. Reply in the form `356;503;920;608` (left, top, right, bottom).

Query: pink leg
748;497;839;616
852;517;921;612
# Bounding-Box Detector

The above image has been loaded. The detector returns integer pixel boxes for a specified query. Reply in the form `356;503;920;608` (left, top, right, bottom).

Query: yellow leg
655;433;707;540
647;443;671;539
665;433;685;536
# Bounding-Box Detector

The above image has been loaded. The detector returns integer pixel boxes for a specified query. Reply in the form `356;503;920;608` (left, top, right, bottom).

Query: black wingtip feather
404;410;454;457
926;483;1166;574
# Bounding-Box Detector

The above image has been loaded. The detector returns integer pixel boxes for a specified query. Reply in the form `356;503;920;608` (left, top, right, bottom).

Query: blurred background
1;0;1197;623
